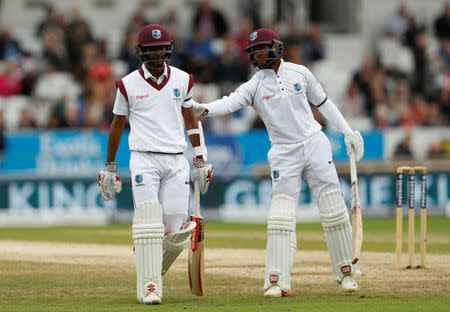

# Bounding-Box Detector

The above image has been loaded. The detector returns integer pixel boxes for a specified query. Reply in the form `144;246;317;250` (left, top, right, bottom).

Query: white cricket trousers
267;131;341;201
130;151;190;233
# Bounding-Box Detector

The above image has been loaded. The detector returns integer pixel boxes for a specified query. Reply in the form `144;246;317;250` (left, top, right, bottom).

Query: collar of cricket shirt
139;63;171;91
141;63;168;82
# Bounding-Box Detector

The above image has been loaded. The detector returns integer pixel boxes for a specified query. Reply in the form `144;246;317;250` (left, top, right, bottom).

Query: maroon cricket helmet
136;24;173;68
137;24;172;46
244;28;283;69
244;28;281;51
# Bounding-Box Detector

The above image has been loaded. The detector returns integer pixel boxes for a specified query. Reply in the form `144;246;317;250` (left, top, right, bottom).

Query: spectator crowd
346;3;449;130
0;0;448;146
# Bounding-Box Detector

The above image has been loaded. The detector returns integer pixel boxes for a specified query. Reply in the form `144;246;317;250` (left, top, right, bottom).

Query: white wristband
193;146;203;157
187;129;200;136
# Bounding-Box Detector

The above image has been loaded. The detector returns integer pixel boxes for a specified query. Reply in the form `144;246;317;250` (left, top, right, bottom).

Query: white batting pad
264;194;297;292
132;202;164;303
318;189;354;282
162;221;197;274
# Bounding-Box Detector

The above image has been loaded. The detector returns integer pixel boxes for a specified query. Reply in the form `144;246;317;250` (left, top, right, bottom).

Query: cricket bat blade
349;149;363;264
188;180;204;296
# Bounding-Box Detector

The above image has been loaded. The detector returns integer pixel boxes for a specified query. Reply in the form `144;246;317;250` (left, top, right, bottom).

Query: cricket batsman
193;28;364;296
97;24;213;304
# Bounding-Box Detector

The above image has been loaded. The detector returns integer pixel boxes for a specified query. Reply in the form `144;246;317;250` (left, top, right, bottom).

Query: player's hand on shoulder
97;162;122;201
344;130;364;162
191;157;214;194
193;102;208;117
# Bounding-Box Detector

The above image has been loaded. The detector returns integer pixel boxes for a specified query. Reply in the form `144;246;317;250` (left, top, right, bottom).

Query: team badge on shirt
135;174;143;184
250;32;257;41
294;83;302;91
152;29;162;39
272;170;280;180
173;88;181;97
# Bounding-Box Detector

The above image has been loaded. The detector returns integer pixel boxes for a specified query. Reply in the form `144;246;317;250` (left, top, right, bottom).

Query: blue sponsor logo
135;174;143;184
173;88;181;97
294;83;301;91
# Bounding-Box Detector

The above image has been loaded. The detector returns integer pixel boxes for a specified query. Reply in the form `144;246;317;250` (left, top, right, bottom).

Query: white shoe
264;286;282;297
142;282;161;304
341;275;358;292
264;286;293;298
143;292;161;305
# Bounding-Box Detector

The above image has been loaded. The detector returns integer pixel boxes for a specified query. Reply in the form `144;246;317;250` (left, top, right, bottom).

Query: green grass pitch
0;217;448;311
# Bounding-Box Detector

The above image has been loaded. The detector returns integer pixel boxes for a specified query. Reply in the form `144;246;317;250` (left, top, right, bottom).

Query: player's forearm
317;98;353;135
106;117;126;162
182;107;200;148
205;95;245;116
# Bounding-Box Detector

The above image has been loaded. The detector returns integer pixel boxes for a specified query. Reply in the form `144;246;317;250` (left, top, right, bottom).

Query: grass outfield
0;217;448;252
0;217;449;311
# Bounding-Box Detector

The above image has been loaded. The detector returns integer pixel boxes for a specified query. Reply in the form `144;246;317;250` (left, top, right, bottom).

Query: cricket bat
349;148;363;264
188;121;206;296
188;180;205;296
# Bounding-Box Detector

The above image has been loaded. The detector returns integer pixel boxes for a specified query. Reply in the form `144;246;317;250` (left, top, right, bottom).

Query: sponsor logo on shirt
136;94;149;100
173;88;181;97
262;93;275;100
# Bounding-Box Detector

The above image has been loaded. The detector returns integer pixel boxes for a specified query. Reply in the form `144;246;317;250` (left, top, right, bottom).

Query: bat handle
198;121;207;162
194;180;200;217
349;148;357;183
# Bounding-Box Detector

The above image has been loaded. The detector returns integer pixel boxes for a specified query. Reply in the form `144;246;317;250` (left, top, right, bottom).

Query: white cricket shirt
205;60;327;143
113;63;194;153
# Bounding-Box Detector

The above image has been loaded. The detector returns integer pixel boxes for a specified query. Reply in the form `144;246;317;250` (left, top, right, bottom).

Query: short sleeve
304;67;327;106
112;88;129;116
183;74;195;108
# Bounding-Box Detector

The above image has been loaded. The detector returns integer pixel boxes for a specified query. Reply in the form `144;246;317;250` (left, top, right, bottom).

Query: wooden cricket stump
395;166;427;269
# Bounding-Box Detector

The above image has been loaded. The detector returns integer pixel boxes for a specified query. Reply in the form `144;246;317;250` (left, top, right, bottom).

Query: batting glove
98;162;122;201
191;157;213;194
344;130;364;162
